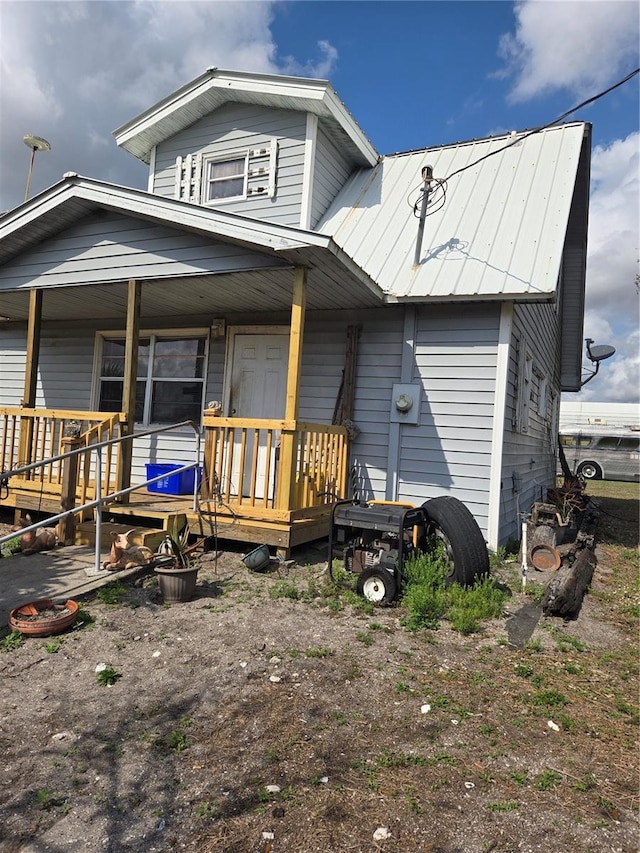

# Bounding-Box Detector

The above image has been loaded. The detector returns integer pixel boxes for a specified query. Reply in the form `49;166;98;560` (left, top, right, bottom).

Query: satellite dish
586;342;616;363
23;134;51;152
22;134;52;201
581;338;616;387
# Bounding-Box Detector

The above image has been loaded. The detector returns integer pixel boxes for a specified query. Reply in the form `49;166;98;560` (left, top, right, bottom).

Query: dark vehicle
559;425;640;482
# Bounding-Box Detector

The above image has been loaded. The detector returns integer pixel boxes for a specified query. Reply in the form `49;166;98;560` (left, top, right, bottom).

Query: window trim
93;328;210;427
202;152;249;205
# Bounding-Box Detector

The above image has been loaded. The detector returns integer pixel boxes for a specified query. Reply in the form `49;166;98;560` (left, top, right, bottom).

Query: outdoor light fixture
23;133;51;202
580;338;616;387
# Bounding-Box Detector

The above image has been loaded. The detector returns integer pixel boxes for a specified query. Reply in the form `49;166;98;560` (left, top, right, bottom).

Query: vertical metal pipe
413;165;434;267
94;445;103;573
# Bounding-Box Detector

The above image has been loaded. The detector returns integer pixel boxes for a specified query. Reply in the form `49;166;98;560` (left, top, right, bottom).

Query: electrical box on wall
390;383;421;425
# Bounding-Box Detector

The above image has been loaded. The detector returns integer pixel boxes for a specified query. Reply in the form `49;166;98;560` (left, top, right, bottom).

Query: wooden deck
68;490;332;553
1;409;346;554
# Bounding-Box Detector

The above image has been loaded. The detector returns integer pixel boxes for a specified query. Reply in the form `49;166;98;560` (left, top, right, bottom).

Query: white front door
229;333;289;498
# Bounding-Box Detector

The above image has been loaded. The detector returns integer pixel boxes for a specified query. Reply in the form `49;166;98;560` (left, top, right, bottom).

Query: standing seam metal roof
318;122;588;301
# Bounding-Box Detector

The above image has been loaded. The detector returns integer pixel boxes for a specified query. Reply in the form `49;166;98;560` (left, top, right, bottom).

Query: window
595;436;620;450
203;155;247;203
560;434;592;448
97;334;207;425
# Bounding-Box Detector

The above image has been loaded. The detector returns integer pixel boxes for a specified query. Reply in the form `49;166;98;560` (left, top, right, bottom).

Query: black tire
421;496;489;586
577;461;601;481
356;567;397;605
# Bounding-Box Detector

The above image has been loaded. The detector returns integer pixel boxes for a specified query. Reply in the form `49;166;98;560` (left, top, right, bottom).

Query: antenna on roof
411;165;447;266
413;165;433;266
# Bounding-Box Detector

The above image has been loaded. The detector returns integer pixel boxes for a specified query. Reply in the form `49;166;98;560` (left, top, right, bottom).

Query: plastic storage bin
146;463;201;496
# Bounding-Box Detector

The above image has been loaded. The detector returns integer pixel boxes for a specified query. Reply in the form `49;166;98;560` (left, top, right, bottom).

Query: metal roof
113;68;379;168
318;122;590;302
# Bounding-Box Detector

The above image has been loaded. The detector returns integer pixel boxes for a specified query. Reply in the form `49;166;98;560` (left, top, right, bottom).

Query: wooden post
117;280;141;496
18;289;43;465
276;267;307;512
58;426;82;545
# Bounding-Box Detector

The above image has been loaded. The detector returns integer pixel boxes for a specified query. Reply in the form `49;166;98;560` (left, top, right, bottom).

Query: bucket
242;544;271;572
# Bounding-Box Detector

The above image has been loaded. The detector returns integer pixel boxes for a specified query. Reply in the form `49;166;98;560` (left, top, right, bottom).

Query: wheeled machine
328;496;489;605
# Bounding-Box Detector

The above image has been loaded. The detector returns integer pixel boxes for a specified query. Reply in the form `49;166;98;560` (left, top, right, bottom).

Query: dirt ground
0;487;638;853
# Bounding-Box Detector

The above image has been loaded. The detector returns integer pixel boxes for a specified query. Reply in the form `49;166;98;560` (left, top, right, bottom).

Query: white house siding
0;213;284;292
500;300;561;545
310;125;355;230
0;327;27;405
350;309;405;501
151;103;307;227
393;304;501;540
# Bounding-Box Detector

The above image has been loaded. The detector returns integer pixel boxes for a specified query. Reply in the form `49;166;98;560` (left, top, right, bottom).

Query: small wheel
357;567;397;605
577;461;601;480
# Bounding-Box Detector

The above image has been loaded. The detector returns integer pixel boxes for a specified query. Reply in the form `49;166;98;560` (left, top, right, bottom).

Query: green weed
509;770;529;786
269;580;300;601
531;689;568;709
400;550;507;634
97;582;127;606
514;662;533;678
96;666;122;686
355;630;374;646
534;769;562;790
305;646;330;658
487;801;519;812
0;629;25;652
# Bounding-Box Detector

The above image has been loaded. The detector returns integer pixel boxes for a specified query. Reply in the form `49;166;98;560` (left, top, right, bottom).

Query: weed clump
401;549;507;634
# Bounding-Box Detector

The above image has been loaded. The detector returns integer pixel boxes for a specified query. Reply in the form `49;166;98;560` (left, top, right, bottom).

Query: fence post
58;422;82;545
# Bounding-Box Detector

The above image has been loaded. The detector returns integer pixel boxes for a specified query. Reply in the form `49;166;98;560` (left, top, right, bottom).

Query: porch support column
18;289;43;465
277;266;307;511
117;279;141;496
22;288;42;408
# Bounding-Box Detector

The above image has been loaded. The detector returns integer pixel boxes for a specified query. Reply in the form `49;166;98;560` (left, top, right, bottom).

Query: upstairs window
97;333;207;425
203;155;248;203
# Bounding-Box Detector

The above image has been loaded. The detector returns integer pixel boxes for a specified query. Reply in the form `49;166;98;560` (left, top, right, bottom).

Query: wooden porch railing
0;407;125;503
201;415;349;521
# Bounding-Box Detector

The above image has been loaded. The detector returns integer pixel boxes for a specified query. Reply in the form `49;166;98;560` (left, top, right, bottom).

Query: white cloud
0;1;339;211
281;39;339;79
576;132;640;403
585;134;639;329
499;0;639;102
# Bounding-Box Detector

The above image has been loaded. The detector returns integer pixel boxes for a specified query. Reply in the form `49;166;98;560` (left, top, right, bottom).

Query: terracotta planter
154;565;199;602
9;598;79;637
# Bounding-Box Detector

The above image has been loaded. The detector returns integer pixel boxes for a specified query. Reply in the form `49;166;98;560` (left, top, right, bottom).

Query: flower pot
154;564;199;602
9;598;79;637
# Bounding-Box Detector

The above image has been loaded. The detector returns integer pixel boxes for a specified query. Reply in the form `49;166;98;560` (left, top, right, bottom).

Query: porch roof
0;176;385;322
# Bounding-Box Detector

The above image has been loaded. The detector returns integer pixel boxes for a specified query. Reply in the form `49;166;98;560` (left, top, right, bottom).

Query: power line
442;67;640;184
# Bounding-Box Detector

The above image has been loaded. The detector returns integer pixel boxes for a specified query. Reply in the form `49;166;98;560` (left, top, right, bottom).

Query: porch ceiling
0;259;383;324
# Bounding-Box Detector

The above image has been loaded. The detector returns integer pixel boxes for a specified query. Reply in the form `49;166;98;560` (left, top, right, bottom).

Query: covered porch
0;272;360;553
0;182;384;551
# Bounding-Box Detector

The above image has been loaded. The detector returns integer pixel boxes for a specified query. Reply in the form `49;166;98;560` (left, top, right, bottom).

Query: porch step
74;522;166;552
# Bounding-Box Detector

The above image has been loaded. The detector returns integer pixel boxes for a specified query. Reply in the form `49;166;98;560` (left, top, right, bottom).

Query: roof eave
113;67;378;168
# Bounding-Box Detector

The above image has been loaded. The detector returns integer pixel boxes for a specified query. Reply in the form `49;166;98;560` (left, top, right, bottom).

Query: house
0;68;591;553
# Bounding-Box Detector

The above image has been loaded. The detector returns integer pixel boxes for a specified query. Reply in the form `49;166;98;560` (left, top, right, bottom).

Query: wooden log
541;546;596;619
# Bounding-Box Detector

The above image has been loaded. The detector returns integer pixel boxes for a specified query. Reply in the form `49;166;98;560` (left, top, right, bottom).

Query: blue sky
0;0;638;403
